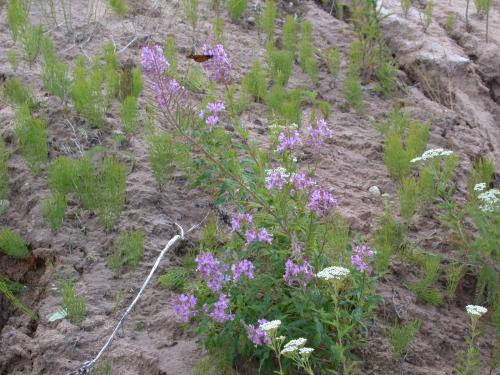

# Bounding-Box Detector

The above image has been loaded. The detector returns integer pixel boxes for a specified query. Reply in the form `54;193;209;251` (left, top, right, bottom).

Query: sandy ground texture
0;0;499;374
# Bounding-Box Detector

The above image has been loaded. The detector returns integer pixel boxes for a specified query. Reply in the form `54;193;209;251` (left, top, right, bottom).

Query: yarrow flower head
317;266;350;281
410;148;454;163
307;187;338;217
305;118;333;148
231;212;253;232
265;167;290;190
202;44;232;82
141;44;169;77
351;244;375;272
231;259;254;283
299;347;314;357
276;129;302;153
282;337;307;354
209;293;235;323
284;258;315;287
246;319;271;346
259;319;281;334
172;293;197;322
195;252;229;292
477;188;500;213
245;228;273;245
466;305;488;317
474;182;487;192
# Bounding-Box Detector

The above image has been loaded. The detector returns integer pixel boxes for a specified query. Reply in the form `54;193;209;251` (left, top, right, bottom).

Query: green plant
267;48;294;86
60;280;86;323
120;96;139;134
421;0;433;32
42;57;71;103
343;71;364;113
374;209;405;274
467;157;495;194
325;47;341;81
20;24;43;67
42;193;67;232
182;0;199;31
226;0;247;21
7;49;19;71
445;13;455;32
96;359;113;375
213;16;225;44
7;0;28;41
282;15;298;53
184;65;208;93
242;60;267;102
108;230;144;273
399;177;418;222
0;276;37;320
107;0;128;15
445;263;464;299
259;0;277;41
48;156;77;196
298;20;319;82
389;320;421;358
401;0;411;17
0;138;9;200
375;57;398;97
413;281;442;306
97;157;127;230
158;267;190;291
2;78;36;109
163;36;178;77
0;228;29;258
147;132;175;190
14;105;48;174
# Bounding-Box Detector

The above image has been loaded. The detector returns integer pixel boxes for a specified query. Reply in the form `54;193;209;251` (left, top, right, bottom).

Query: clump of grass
242;60;267;102
120;96;139;134
267;47;294;86
413;281;442;306
227;0;247;21
182;0;199;31
97;157;127;230
445;263;464;299
467;157;495;194
298;20;319;82
374;209;406;275
42;57;71;103
14;105;48;174
184;65;208;93
390;320;421;358
0;276;37;320
96;359;113;375
158;267;190;291
106;0;128;15
325;47;341;81
375;57;398;97
0;227;29;258
42;193;67;232
213;16;225;44
3;78;36;109
259;0;276;41
20;24;43;67
7;49;19;71
147;132;175;190
60;280;86;324
282;15;298;53
7;0;28;41
225;84;250;118
163;36;178;77
399;177;418;222
108;230;144;273
48;156;77;196
0;138;9;200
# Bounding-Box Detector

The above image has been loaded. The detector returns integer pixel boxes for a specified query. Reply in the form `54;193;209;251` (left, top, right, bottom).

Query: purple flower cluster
246;319;270;346
172;293;198;322
307;187;338;217
231;212;253;232
231;259;255;283
199;101;225;129
141;44;169;77
195;252;229;292
276;130;302;153
305;118;333;148
265;167;289;190
351;244;374;272
284;258;315;287
245;228;273;245
202;44;232;83
209;293;234;323
289;172;316;196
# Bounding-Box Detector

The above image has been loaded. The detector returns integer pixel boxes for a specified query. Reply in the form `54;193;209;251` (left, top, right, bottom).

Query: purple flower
206;115;220;128
202;44;232;83
246;319;270;346
200;101;225;129
284;258;315;287
141;44;169;77
351;244;374;272
276;130;302;153
231;259;254;283
209;293;234;323
195;252;228;292
172;293;198;322
152;77;187;109
305;118;333;148
307;187;338;217
265;167;289;190
207;101;225;113
245;228;273;245
289;172;316;196
231;213;253;232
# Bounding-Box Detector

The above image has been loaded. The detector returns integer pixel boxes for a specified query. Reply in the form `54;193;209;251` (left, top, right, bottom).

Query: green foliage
3;78;36;109
242;60;267;102
120;96;139;134
375;57;398;97
468;157;495;194
106;0;128;15
374;210;405;274
20;24;43;66
7;49;19;71
0;138;9;200
422;254;441;285
42;193;67;232
401;0;411;17
325;47;341;79
163;36;178;77
108;230;144;273
158;267;190;291
343;71;364;113
259;0;277;41
97;157;127;230
475;263;498;305
96;359;113;375
445;263;464;299
147;132;175;190
213;17;225;44
48;156;76;196
0;228;28;258
7;0;28;41
184;65;208;93
182;0;199;30
389;320;421;358
282;15;298;53
399;177;418;221
0;276;37;320
422;0;433;31
445;14;455;32
226;0;247;21
14;105;48;174
298;20;319;82
413;281;442;306
42;57;71;102
60;280;86;324
225;84;250;118
267;47;294;86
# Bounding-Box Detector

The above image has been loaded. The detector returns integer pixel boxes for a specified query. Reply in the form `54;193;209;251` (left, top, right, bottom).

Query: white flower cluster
466;305;488;317
269;123;299;131
473;182;487;192
299;347;314;355
316;266;350;281
281;337;307;354
265;167;289;178
260;320;281;333
477;188;500;213
410;148;454;163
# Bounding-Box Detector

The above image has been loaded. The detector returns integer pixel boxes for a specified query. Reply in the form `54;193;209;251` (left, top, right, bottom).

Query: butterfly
187;53;214;63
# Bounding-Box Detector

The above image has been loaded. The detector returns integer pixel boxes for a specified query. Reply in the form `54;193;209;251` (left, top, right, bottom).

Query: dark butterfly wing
187;54;214;63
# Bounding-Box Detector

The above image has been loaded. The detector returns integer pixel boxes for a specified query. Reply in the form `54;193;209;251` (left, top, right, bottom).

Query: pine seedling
401;0;411;17
184;65;208;93
384;131;410;180
2;78;36;109
242;60;267;102
375;57;398;97
225;84;250;118
406;121;430;159
399;177;418;222
7;0;28;41
390;320;421;359
259;0;277;42
42;193;67;232
97;157;127;230
445;263;464;299
282;15;298;53
298;20;319;82
42;58;71;103
227;0;247;21
14;105;48;174
413;281;442;306
8;49;19;71
120;96;139;134
422;254;441;285
0;138;8;200
268;48;294;86
445;14;455;32
60;280;86;324
182;0;199;31
21;24;44;67
468;157;495;194
130;68;144;98
421;0;433;32
147;132;175;190
0;228;29;258
106;0;128;15
109;230;144;273
213;16;225;44
0;276;37;320
48;156;77;196
325;47;341;81
73;156;99;210
163;36;178;77
159;267;190;291
343;71;364;113
374;210;405;275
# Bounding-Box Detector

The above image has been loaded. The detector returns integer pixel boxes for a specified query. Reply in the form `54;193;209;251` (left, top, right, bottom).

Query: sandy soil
0;0;498;374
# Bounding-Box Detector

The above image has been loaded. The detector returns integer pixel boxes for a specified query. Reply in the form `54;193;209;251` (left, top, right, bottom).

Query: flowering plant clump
142;42;379;374
351;244;375;272
466;305;488;317
476;188;499;213
410;148;454;163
